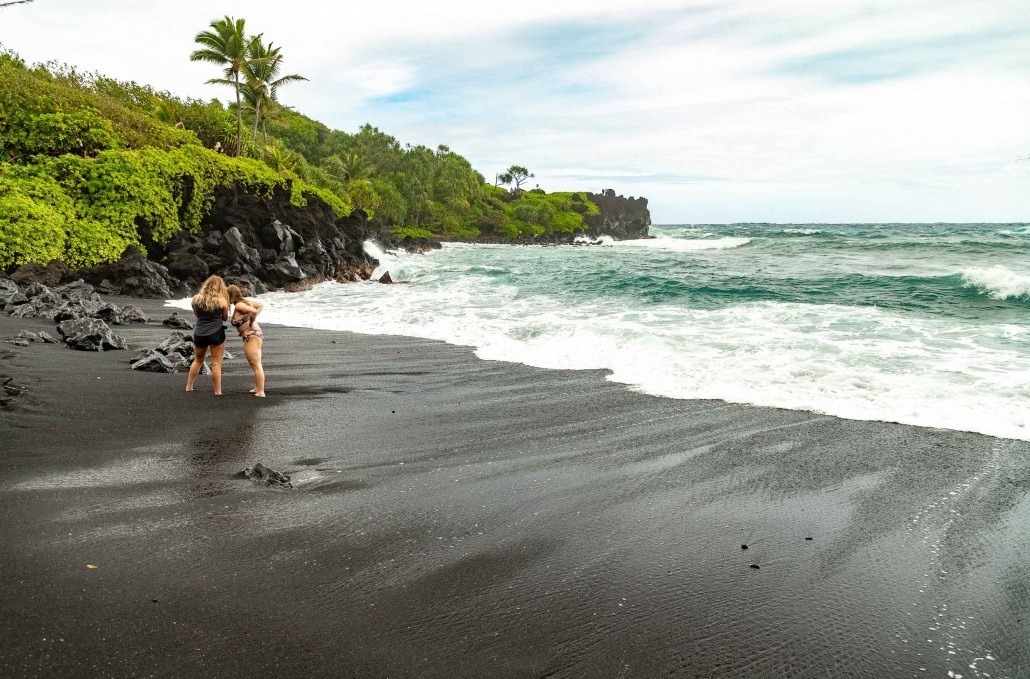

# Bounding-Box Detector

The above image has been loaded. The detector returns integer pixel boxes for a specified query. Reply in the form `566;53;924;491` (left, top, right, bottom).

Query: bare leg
186;345;208;391
210;343;226;396
244;338;265;397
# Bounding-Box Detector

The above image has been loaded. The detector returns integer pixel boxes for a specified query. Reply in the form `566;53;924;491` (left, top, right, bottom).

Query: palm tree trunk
234;69;242;157
252;96;261;149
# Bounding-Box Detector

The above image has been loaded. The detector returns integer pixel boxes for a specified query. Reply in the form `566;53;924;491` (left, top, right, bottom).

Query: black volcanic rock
78;247;179;298
162;311;194;330
585;190;651;240
57;317;126;351
223;227;262;273
9;261;66;287
166;252;209;281
129;350;181;373
0;279;28;308
238;463;293;489
120;305;149;324
53;280;100;302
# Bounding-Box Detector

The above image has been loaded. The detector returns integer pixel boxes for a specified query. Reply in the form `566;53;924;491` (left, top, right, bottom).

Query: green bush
0;54;195;159
390;226;435;239
0;167;73;267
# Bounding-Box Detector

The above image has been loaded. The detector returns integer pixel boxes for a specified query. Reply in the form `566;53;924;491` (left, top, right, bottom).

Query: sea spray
961;266;1030;300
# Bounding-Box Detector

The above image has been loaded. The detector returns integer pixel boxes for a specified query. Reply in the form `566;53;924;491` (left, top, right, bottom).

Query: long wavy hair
226;284;246;305
193;275;229;312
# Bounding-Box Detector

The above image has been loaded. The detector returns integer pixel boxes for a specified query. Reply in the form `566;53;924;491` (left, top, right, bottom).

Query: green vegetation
0;51;347;269
0;15;601;270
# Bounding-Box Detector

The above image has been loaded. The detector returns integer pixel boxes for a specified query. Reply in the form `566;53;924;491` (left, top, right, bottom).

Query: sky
1;0;1028;223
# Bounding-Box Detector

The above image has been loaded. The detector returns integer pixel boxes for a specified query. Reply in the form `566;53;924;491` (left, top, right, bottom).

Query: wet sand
1;300;1028;678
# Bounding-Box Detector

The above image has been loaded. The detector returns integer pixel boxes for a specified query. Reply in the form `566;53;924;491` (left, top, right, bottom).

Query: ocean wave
782;228;822;235
181;241;1030;442
961;266;1030;300
616;236;752;252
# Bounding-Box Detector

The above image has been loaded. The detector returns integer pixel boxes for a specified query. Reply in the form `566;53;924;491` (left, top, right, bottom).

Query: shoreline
1;298;1028;677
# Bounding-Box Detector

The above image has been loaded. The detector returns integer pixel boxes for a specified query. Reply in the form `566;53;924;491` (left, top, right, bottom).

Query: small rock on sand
238;463;293;489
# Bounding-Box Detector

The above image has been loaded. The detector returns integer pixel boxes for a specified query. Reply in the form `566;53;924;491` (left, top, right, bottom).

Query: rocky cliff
584;190;651;240
4;183;379;298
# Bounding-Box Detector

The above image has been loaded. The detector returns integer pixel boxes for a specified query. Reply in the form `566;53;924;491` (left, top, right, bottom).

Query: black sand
1;301;1028;678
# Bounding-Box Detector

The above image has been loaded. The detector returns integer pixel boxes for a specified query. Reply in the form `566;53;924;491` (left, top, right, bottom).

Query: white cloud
1;0;1027;222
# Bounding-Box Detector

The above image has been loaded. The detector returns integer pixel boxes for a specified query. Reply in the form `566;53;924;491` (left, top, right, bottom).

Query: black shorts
193;328;226;347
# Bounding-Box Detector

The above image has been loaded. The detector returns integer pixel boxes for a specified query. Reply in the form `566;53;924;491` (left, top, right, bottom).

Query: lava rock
261;219;303;254
162;312;194;330
0;279;28;308
8;298;58;320
22;283;60;306
224;227;262;273
119;305;149;324
378;271;394;284
238;463;293;489
6;338;30;347
130;351;181;373
57;317;127;352
155;331;194;362
54;280;99;302
273;253;305;281
83;247;178;298
53;299;123;324
166;252;209;281
9;261;66;287
748;564;760;570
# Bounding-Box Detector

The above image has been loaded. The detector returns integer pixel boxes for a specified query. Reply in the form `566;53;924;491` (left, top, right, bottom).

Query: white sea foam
961;266;1030;300
616;236;751;252
783;228;822;235
177;243;1030;442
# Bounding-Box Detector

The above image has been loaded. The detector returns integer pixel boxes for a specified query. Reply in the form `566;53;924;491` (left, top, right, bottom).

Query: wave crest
617;236;751;252
961;266;1030;300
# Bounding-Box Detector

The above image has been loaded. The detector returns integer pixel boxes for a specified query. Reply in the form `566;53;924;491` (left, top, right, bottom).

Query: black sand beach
1;301;1028;678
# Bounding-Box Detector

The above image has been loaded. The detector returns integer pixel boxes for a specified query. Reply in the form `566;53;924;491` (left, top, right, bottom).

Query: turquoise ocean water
254;224;1030;440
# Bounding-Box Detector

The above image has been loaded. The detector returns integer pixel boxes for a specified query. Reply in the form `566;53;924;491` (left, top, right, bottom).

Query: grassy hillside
0;47;602;271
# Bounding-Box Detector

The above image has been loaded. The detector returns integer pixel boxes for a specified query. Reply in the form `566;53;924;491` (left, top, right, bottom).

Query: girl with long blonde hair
186;275;230;395
227;285;266;397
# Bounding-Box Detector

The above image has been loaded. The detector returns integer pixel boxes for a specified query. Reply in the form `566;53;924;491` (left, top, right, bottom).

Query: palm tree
241;38;307;149
190;16;251;155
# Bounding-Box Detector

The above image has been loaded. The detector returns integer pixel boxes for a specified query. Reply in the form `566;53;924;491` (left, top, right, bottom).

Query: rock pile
1;279;135;352
1;279;148;326
129;331;197;373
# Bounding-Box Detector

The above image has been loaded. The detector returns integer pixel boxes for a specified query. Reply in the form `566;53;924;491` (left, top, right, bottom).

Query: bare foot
254;392;266;398
214;392;223;396
185;387;194;392
249;388;256;393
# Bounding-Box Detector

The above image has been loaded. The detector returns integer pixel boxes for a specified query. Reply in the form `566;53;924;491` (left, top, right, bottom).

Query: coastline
1;300;1028;678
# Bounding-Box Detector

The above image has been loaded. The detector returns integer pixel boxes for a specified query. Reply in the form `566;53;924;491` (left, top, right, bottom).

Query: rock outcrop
5;185;379;298
584;190;651;240
57;317;126;351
